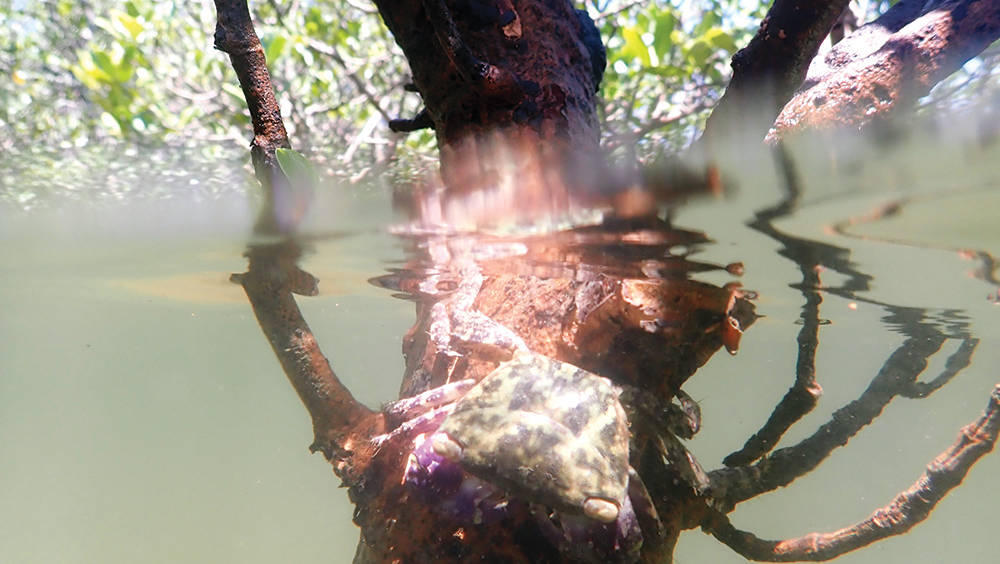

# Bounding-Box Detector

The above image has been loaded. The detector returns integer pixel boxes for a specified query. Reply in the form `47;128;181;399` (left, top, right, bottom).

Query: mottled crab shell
435;353;630;519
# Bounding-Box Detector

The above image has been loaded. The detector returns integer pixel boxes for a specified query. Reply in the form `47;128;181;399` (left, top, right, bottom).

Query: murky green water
2;131;998;563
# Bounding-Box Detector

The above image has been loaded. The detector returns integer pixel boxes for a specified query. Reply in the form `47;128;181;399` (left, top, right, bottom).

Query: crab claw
431;432;464;461
583;497;619;523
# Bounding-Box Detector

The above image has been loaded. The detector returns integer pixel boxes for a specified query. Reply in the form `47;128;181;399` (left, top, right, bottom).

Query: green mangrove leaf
276;147;320;189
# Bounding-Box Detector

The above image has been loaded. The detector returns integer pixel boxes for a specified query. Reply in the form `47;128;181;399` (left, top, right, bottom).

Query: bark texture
364;220;757;564
697;0;851;152
374;0;605;188
700;0;1000;149
769;0;1000;140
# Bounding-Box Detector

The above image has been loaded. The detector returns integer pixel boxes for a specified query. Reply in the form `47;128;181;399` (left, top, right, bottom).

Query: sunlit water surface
2;133;998;563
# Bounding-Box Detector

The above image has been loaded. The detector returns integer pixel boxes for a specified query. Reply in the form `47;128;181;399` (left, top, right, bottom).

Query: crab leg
374;393;469;449
704;384;1000;561
383;379;476;423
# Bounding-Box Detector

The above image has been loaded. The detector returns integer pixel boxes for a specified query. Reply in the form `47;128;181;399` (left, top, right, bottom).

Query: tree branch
768;0;1000;141
213;0;289;171
304;38;395;124
214;0;381;469
696;0;851;152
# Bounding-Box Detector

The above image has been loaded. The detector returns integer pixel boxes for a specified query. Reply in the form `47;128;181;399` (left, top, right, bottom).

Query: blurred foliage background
2;0;999;207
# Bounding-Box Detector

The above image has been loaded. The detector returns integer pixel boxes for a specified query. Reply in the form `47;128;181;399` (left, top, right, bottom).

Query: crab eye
431;432;464;461
583;497;619;523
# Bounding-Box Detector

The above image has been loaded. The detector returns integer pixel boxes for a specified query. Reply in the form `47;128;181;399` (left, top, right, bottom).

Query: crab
391;352;632;520
374;268;707;559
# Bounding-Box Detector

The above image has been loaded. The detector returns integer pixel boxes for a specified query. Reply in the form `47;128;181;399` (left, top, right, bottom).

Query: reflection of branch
722;263;822;467
706;383;1000;561
717;142;982;505
724;144;823;466
829;189;1000;288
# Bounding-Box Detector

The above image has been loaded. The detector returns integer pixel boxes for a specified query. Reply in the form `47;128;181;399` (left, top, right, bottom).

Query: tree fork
769;0;1000;140
696;0;852;152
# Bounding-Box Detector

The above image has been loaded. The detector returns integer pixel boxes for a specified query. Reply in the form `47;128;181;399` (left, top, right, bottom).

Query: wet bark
367;220;758;564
